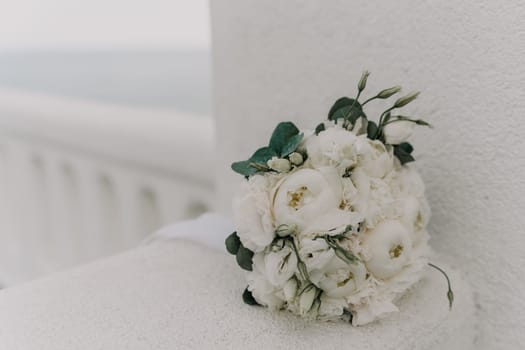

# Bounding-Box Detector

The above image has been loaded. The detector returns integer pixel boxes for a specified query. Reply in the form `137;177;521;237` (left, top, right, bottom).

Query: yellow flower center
288;186;309;210
389;244;404;259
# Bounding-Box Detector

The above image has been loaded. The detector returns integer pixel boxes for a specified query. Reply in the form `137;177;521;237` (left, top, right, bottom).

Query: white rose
356;138;394;178
267;157;291;172
362;220;413;279
382;120;415;145
272;167;356;231
233;174;278;252
264;244;298;287
305;125;358;170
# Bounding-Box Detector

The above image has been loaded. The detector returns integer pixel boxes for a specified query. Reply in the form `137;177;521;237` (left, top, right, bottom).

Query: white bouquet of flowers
225;72;452;326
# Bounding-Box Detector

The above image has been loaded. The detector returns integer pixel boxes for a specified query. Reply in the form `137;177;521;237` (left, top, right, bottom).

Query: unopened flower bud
283;278;298;302
394;91;420;108
267;157;291;172
299;284;318;316
288;152;304;166
382;120;415;145
275;224;298;237
376;86;401;99
357;70;370;92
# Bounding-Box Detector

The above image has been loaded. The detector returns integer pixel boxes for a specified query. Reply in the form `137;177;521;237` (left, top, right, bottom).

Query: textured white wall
211;1;525;349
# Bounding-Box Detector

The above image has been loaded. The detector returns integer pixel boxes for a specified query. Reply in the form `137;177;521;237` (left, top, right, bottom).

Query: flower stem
289;237;310;281
361;95;377;106
428;262;454;310
374;107;396;139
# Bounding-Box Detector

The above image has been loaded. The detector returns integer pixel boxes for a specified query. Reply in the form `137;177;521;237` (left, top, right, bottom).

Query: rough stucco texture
210;1;525;349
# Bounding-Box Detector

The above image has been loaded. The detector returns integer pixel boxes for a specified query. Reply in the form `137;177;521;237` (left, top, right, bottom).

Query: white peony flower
362;220;413;279
356;137;394;178
305;125;358;170
267;157;292;173
382;120;415;145
233;174;280;252
272;167;354;231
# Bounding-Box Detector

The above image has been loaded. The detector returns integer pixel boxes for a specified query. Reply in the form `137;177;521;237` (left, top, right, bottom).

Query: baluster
115;172;139;249
76;162;106;261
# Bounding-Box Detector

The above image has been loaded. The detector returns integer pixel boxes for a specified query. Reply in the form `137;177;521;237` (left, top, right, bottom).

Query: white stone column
211;1;525;349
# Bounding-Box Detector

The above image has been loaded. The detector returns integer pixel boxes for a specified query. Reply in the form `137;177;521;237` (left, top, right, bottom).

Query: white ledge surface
0;239;475;350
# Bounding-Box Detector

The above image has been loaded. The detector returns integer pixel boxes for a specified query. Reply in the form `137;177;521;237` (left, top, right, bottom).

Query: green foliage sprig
326;71;431;165
231;122;304;177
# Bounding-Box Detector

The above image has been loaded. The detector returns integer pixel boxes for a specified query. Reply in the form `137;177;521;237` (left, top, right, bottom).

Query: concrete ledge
0;239;476;349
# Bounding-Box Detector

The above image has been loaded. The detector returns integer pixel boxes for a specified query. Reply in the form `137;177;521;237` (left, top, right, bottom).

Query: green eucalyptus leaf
250;147;277;163
231;160;258;176
328;97;353;119
394;145;415;165
315;123;325;135
280;133;304;157
236;245;254;271
397;142;414;154
367;120;378;139
269;122;300;154
242;287;260;306
225;231;241;255
329;99;366;124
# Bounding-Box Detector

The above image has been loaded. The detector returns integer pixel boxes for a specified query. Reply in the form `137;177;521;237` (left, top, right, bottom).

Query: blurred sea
0;50;211;115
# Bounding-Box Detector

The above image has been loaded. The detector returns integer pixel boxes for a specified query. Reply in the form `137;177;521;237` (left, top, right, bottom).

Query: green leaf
250;147;277;163
328;97;353;119
280;133;304;157
236;245;254;271
269;122;300;155
394;145;415;165
367;121;378;139
242;287;260;306
397;142;414;154
328;98;366;124
314;123;325;135
225;232;241;255
231;160;258;176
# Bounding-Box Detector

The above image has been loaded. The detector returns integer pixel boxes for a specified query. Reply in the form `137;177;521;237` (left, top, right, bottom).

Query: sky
0;0;210;50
